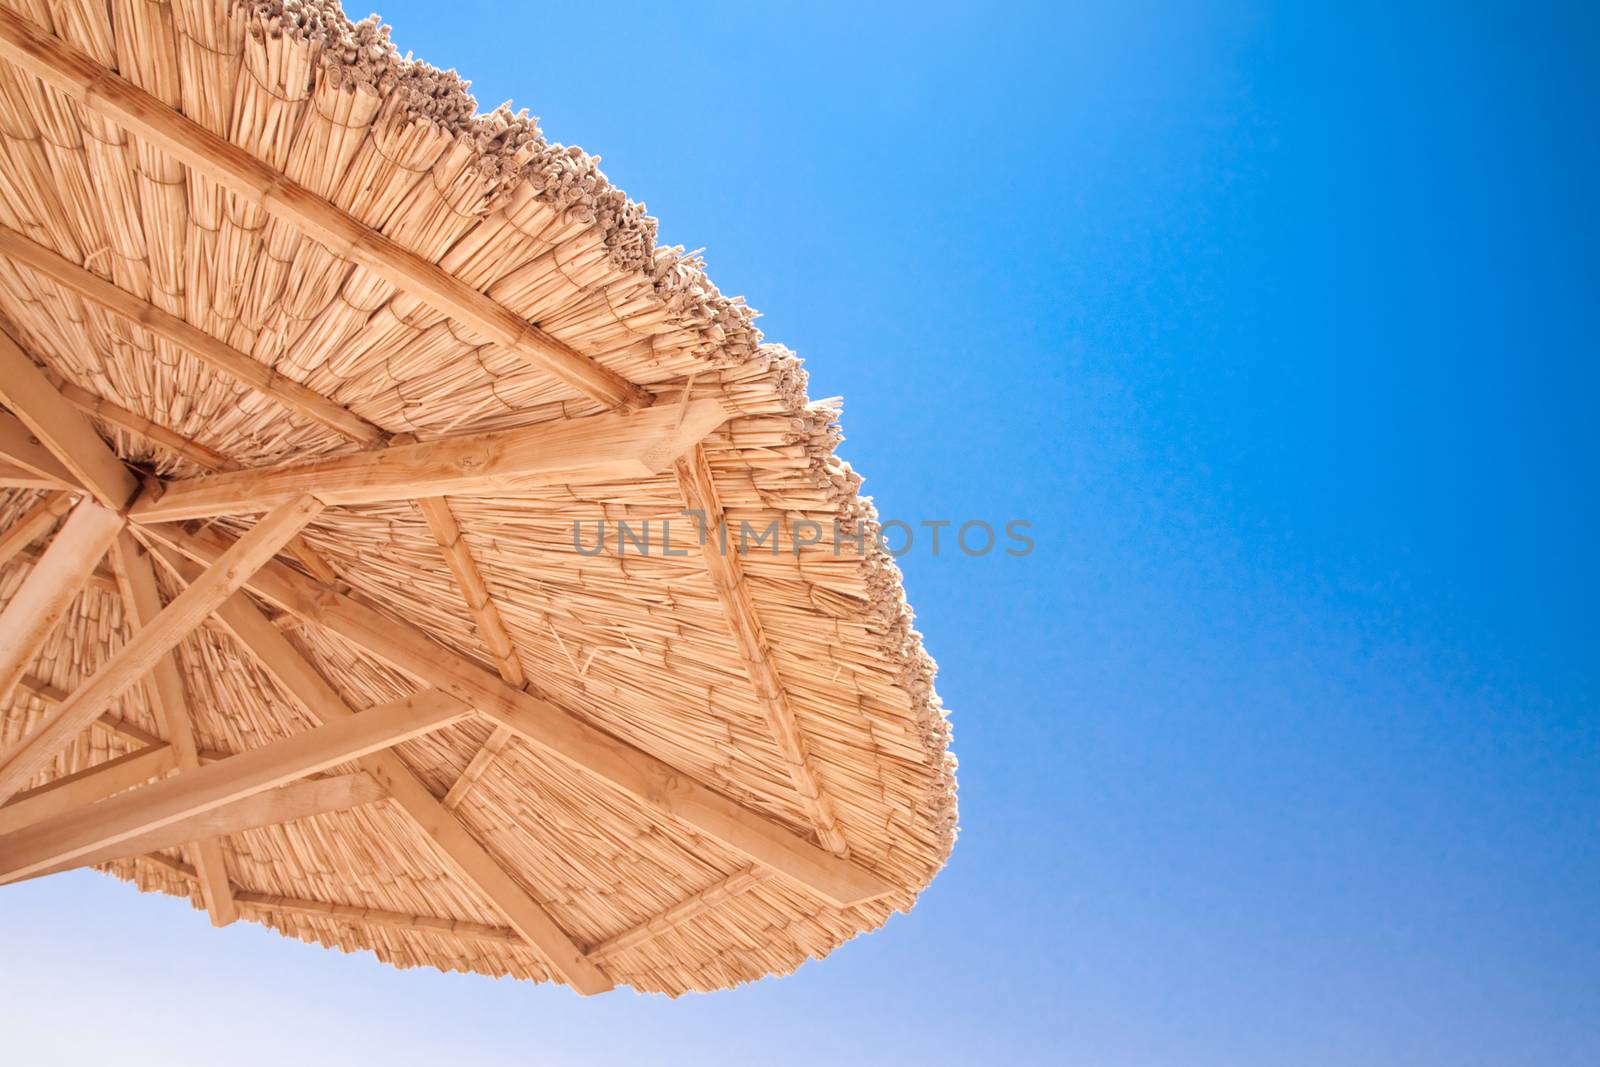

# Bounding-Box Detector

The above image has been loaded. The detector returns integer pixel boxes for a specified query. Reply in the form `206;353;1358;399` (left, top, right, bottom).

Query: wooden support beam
0;497;123;705
0;225;384;446
41;402;343;588
0;490;73;569
49;373;240;472
11;548;245;639
0;15;648;411
485;695;885;908
143;523;893;909
13;673;228;761
1;327;342;596
0;412;79;488
590;866;771;959
416;497;526;690
12;544;117;592
235;891;522;948
0;691;467;880
93;715;163;750
131;400;730;523
136;850;195;879
416;495;524;810
110;532;236;926
0;460;72;491
129;856;524;948
10;674;68;704
286;537;341;586
0;330;138;509
0;495;323;804
364;757;614;992
0;744;175;835
441;727;514;812
675;446;849;855
173;550;611;994
14;773;384;881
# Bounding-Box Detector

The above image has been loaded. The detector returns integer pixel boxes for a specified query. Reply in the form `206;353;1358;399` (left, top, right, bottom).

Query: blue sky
4;2;1597;1064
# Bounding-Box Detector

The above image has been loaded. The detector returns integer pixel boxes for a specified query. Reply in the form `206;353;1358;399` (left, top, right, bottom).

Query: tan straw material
0;0;954;995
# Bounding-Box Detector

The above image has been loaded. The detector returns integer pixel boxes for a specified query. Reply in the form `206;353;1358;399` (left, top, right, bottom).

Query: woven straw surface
0;0;954;994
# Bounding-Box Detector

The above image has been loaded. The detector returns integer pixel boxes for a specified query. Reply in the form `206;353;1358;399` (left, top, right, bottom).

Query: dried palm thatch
0;0;955;996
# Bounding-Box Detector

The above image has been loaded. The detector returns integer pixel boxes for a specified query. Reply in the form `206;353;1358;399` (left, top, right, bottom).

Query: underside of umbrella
0;0;955;996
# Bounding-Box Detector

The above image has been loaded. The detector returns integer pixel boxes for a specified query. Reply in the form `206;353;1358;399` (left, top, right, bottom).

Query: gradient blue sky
4;2;1596;1064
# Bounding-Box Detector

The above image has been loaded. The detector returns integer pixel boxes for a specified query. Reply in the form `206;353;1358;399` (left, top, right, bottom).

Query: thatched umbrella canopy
0;0;954;995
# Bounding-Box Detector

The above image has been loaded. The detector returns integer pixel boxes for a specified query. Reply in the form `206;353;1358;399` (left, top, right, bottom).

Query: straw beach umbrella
0;0;954;995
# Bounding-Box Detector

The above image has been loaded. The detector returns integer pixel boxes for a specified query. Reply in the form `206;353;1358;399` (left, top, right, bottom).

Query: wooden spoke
142;522;895;909
0;361;334;584
8;550;247;639
10;545;117;592
0;330;138;509
676;445;849;855
0;690;468;881
11;774;384;883
490;694;887;908
110;532;236;926
0;413;79;489
0;745;176;835
10;675;68;704
0;0;956;997
0;225;384;446
0;495;323;804
41;402;344;590
0;491;73;569
416;497;527;690
234;892;521;948
131;858;524;949
590;866;772;960
50;374;240;473
15;675;229;764
417;495;524;810
168;548;612;995
286;537;341;586
362;757;614;993
130;400;731;523
11;675;234;763
0;460;72;491
0;497;123;705
0;14;649;411
30;384;346;610
441;727;514;812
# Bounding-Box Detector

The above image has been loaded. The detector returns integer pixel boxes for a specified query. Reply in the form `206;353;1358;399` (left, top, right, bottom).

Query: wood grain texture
14;774;386;882
676;445;849;855
0;418;78;488
0;496;323;804
0;498;123;706
51;374;242;472
143;521;894;909
416;494;523;812
184;555;611;995
0;330;138;509
0;461;74;491
0;745;177;835
110;533;237;926
130;400;730;522
0;491;73;569
0;691;467;880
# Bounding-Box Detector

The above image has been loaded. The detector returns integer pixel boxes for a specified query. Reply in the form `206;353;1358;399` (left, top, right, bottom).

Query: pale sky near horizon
4;3;1598;1064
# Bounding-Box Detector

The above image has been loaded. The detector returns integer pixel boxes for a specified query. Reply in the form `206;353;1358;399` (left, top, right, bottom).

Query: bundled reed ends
0;0;954;995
